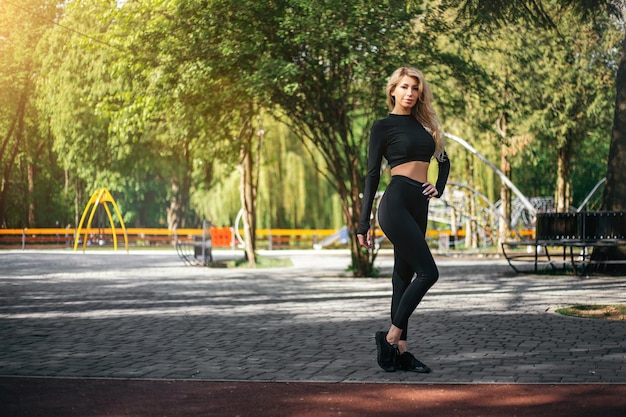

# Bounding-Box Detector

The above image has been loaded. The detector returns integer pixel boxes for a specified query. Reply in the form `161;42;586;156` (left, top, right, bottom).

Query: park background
2;0;625;275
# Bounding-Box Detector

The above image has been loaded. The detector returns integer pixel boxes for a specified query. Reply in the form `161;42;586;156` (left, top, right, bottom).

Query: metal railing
0;226;532;251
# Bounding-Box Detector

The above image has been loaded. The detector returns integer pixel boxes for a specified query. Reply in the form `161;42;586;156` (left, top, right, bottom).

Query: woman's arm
357;122;386;239
434;152;450;198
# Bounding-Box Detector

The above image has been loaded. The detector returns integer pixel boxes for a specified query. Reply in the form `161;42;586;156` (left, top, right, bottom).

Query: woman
357;66;450;373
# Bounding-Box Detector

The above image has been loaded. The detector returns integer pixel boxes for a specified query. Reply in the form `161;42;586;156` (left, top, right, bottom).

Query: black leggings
377;175;439;341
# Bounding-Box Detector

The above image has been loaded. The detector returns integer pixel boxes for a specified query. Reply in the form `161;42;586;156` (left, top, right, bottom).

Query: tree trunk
167;140;193;230
26;139;46;227
180;172;191;228
64;169;70;216
594;26;626;272
27;157;35;226
555;141;572;212
347;164;374;277
74;177;82;229
166;178;192;229
347;198;373;277
496;113;511;253
318;173;375;277
239;138;257;266
468;195;478;249
498;144;511;251
0;83;29;227
464;151;478;248
167;178;181;230
603;29;626;212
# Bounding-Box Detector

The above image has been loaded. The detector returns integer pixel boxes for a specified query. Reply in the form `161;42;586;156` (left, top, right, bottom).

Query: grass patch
226;254;293;268
555;304;626;320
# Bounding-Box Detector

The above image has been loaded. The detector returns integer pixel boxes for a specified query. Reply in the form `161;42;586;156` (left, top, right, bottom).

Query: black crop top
357;114;450;235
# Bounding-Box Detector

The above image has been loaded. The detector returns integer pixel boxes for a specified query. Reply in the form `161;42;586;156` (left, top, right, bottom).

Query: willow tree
196;118;344;231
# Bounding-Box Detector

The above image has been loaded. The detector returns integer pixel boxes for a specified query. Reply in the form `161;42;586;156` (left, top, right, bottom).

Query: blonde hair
386;66;446;161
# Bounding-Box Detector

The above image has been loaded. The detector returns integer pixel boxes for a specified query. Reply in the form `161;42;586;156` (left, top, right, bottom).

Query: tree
169;0;271;264
448;0;626;269
0;0;61;227
253;0;410;275
449;0;625;208
606;6;626;212
520;13;617;212
37;0;159;228
427;18;538;248
189;0;431;275
39;0;231;231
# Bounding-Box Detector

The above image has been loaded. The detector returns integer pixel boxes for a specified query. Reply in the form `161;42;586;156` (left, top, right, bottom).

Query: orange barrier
0;227;535;250
210;227;234;247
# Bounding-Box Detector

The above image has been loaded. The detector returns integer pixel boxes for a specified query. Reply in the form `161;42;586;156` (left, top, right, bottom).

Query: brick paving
1;249;626;384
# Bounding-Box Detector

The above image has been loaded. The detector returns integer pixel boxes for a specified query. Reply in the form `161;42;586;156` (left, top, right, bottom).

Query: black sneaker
375;331;398;372
395;351;431;373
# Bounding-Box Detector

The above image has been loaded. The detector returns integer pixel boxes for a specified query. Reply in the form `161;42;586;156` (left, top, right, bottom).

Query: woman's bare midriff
390;161;430;183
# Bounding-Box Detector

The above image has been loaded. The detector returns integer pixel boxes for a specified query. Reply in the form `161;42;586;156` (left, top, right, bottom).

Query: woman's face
392;75;420;113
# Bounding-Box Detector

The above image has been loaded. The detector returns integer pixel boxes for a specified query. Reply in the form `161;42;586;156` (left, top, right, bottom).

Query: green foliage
512;7;618;205
428;1;618;208
192;117;344;229
1;0;623;245
0;0;66;227
36;0;159;226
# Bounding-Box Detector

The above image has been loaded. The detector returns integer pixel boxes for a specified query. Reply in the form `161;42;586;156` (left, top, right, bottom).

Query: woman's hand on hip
422;182;438;199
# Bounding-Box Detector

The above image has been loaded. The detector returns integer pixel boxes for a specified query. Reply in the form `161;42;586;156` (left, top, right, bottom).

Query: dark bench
176;235;213;266
568;211;626;275
502;211;626;275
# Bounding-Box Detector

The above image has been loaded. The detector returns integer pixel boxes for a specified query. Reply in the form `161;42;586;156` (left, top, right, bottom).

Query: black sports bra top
370;114;436;166
357;114;450;235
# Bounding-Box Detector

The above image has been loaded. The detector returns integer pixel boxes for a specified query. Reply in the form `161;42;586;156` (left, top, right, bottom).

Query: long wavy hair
386;66;445;161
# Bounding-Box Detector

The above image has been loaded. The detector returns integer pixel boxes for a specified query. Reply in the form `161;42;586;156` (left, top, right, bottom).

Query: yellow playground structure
74;188;129;252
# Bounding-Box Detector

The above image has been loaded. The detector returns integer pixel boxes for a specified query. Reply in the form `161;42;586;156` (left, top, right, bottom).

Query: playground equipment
312;226;350;249
444;133;536;216
74;188;129;252
576;177;606;213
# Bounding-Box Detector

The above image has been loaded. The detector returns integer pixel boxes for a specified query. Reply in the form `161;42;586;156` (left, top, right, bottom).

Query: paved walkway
1;249;626;383
1;249;626;415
